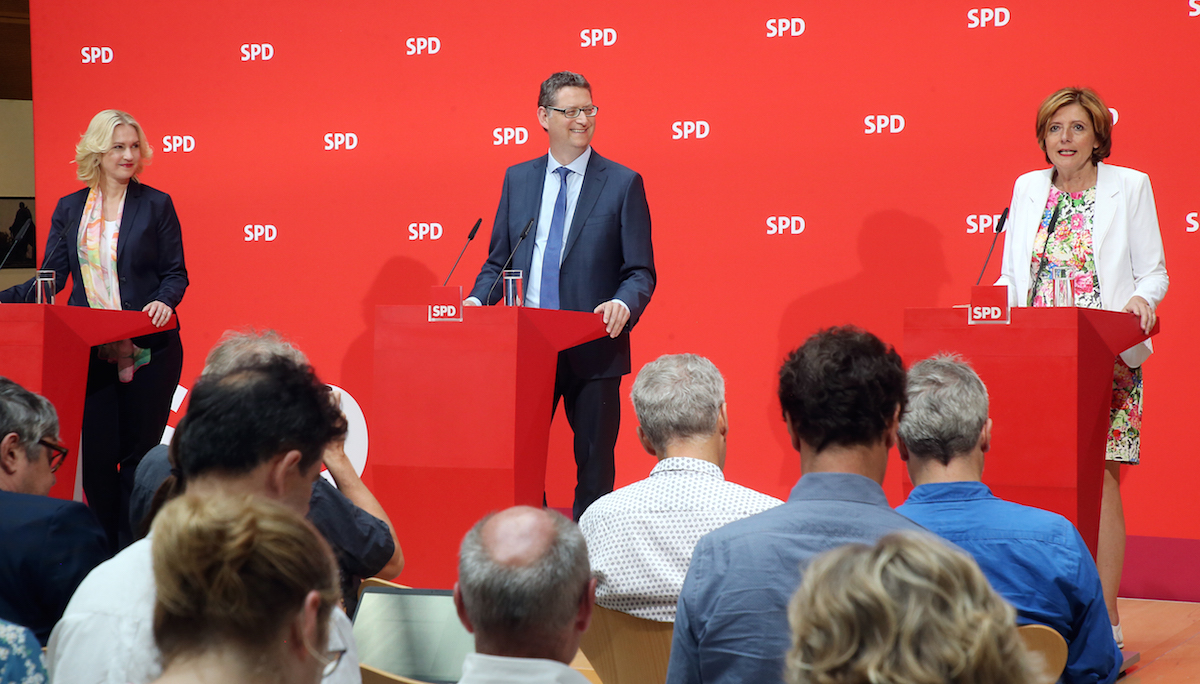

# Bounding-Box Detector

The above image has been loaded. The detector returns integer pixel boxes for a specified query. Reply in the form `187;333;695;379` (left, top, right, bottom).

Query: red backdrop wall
28;0;1200;598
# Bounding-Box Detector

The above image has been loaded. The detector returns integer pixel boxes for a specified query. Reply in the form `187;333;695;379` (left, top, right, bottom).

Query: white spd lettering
408;223;443;240
323;133;358;150
492;127;528;145
766;216;805;235
765;18;805;36
971;306;1004;320
80;47;113;63
579;29;617;47
240;43;274;61
864;114;905;134
406;37;441;55
161;135;195;153
966;214;1004;233
243;224;277;241
967;8;1010;27
671;121;710;139
1186;212;1199;233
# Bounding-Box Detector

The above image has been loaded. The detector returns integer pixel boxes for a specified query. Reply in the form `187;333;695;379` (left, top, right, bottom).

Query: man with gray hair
896;354;1121;684
453;506;594;683
579;353;781;621
0;377;108;644
129;328;404;615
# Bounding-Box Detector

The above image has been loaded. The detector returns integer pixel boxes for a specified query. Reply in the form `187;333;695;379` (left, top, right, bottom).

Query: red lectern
904;307;1157;556
370;305;608;588
0;304;174;500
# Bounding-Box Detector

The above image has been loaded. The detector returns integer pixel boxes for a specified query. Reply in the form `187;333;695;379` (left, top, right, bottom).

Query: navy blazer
469;151;655;379
0;490;110;645
1;183;188;336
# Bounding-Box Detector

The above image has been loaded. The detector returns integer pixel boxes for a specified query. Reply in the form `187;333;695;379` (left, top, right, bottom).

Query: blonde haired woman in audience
149;494;342;684
786;532;1036;684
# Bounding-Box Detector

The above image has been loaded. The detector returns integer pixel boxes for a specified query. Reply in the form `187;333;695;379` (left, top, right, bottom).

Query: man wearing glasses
0;377;109;645
467;70;656;520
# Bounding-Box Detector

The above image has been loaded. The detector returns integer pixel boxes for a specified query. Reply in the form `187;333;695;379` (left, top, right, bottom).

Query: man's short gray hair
203;328;308;378
631;354;725;454
898;355;989;466
538;71;590;108
457;509;590;643
0;377;59;456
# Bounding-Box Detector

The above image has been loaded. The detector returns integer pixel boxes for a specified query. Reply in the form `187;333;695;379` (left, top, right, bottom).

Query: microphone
442;218;482;287
1028;204;1061;300
974;207;1009;286
0;218;32;272
484;218;535;305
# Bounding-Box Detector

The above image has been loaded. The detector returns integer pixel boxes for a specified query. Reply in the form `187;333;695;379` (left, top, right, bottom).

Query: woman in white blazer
997;87;1168;647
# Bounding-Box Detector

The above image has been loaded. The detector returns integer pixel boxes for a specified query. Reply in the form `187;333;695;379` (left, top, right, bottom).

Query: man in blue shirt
665;327;925;684
896;355;1121;684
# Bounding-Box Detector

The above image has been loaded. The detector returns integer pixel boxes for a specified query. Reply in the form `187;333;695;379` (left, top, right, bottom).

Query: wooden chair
358;576;411;598
1018;624;1068;684
578;606;674;684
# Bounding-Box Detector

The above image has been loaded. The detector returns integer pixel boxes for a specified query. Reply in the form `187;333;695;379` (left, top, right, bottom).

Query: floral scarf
78;185;150;382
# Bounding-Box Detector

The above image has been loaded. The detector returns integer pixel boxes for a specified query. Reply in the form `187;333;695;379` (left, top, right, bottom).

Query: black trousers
553;356;622;521
81;331;183;552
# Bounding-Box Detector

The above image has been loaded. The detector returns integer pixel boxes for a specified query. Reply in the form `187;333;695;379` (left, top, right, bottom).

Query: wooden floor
1118;598;1200;682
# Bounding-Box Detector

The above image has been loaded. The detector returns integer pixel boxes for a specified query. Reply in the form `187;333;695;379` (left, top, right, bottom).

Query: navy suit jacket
0;182;188;344
0;490;110;645
469;151;655;378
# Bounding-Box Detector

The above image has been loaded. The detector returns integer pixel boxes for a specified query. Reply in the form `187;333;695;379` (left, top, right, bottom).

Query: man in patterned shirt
578;354;782;622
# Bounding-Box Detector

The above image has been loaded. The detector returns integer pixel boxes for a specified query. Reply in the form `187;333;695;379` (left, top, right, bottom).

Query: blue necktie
540;166;572;310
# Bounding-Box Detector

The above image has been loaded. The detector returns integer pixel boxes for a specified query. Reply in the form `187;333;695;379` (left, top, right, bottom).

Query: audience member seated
47;356;360;684
785;531;1036;684
666;326;925;684
0;377;108;645
1;617;48;683
148;493;342;684
453;506;595;684
130;329;404;615
579;353;781;621
895;355;1121;684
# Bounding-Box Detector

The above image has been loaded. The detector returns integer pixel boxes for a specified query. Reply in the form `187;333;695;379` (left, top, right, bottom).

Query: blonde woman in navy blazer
1;110;187;552
996;88;1167;647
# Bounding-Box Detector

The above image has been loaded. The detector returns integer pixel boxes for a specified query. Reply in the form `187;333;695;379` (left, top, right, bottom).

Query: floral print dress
1029;185;1142;463
0;619;47;684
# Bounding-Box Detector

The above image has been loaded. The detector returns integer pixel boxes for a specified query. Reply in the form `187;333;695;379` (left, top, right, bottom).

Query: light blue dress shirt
898;481;1121;684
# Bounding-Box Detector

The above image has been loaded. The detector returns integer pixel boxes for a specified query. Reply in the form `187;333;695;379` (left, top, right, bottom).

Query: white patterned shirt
578;457;783;622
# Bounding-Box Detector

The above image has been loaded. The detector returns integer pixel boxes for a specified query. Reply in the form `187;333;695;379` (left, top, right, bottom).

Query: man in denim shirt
666;327;925;684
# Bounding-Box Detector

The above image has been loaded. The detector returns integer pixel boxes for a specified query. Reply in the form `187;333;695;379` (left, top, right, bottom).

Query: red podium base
0;304;174;500
370;305;607;588
904;307;1155;556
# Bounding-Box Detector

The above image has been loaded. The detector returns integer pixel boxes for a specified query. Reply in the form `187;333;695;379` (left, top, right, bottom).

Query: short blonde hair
786;532;1036;684
1035;87;1112;166
151;494;340;667
74;109;154;187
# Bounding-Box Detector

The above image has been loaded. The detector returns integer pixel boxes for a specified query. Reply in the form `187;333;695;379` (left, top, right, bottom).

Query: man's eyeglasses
544;105;599;118
39;438;68;473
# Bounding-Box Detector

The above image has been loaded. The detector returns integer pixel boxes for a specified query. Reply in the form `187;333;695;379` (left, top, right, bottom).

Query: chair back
1018;623;1068;684
579;606;673;684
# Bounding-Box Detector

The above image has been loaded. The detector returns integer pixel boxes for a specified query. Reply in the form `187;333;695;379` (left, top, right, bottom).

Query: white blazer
996;162;1168;367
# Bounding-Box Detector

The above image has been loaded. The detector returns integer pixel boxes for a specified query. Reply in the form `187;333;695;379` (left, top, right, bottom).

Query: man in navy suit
0;377;109;645
467;71;655;520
